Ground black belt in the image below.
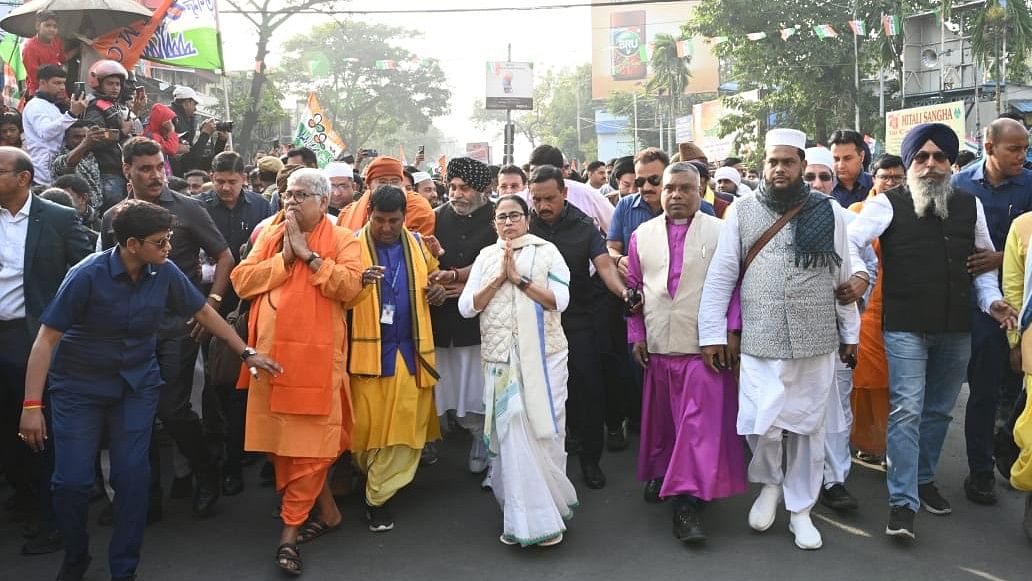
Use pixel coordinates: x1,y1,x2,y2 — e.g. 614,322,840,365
0,318,26,331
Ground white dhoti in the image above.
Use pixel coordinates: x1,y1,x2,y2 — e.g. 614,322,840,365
823,359,854,486
434,345,486,436
739,352,836,513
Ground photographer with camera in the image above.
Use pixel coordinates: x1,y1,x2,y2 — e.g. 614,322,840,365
82,60,133,214
169,86,230,177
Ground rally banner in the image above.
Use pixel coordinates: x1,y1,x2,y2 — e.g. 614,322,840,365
142,0,223,71
293,93,348,168
885,101,965,155
89,0,173,70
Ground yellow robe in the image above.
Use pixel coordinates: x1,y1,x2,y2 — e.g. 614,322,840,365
231,221,364,459
1003,213,1032,490
347,227,442,451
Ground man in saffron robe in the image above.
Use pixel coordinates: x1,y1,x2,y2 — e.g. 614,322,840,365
230,168,364,575
336,156,436,236
347,185,447,533
627,161,747,543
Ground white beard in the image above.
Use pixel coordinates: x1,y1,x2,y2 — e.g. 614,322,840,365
909,171,952,220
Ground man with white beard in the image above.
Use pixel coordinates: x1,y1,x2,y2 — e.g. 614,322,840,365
848,123,1018,541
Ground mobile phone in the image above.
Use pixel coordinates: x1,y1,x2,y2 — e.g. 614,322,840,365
72,82,85,99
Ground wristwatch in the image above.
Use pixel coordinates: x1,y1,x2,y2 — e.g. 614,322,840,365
517,276,532,290
240,346,258,361
207,293,223,303
305,251,321,265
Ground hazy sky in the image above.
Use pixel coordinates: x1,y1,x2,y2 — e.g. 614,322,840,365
220,0,594,157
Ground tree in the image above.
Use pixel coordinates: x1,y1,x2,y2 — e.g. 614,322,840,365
646,33,691,148
970,0,1032,115
471,64,597,163
226,71,289,160
275,20,451,154
222,0,341,156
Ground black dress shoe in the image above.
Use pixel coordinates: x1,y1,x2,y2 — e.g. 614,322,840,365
222,473,244,497
673,504,706,543
820,483,859,511
643,478,664,503
55,554,91,581
964,472,998,505
22,527,64,555
581,462,607,489
192,471,221,518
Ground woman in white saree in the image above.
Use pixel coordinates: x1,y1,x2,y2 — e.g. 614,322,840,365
458,194,577,547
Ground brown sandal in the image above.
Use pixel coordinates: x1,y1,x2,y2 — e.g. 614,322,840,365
296,519,340,544
276,543,302,576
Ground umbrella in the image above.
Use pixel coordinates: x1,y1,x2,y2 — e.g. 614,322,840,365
0,0,153,39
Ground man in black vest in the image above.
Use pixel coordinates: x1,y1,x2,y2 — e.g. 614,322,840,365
428,157,496,475
847,123,1017,541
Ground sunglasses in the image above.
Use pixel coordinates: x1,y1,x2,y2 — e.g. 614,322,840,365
634,175,662,188
912,151,949,164
804,173,833,182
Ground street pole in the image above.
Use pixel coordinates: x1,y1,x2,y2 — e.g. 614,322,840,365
576,78,582,161
214,1,233,150
633,91,639,152
853,3,861,131
503,43,514,165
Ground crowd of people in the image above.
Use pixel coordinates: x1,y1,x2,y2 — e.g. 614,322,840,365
2,11,1032,580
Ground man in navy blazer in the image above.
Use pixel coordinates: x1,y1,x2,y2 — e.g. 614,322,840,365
0,146,91,551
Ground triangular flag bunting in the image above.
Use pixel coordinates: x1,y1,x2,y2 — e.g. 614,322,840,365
813,24,838,39
780,27,797,40
882,14,902,36
848,20,866,36
746,32,767,41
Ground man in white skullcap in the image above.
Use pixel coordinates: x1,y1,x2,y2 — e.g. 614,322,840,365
699,128,862,550
803,147,837,196
714,166,751,197
324,161,355,217
411,171,437,205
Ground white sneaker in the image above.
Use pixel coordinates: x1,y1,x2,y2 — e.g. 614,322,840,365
468,438,488,474
748,484,781,532
788,510,823,550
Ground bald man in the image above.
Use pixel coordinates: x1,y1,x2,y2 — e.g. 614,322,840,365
0,146,91,553
954,117,1032,507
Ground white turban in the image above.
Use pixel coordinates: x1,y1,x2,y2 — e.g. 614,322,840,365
714,166,741,185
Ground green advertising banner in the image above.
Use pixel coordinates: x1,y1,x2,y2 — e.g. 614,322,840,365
142,0,223,71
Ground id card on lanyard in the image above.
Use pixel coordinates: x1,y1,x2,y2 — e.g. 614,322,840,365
380,255,401,325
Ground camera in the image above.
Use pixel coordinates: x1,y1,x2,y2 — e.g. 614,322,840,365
215,121,234,132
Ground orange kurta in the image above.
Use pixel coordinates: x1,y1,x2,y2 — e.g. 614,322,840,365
849,197,889,455
336,192,437,237
231,219,365,459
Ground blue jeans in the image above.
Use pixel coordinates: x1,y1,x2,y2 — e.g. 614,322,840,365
883,331,971,511
50,383,159,578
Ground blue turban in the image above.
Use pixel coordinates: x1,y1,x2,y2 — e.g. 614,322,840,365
901,122,959,169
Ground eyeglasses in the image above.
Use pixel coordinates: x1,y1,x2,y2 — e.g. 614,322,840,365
137,231,173,249
875,174,905,183
912,151,949,164
804,173,834,182
495,212,526,224
634,175,662,188
282,189,320,202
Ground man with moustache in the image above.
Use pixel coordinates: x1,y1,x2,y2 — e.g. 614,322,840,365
429,157,497,475
101,137,234,519
848,123,1018,540
953,118,1032,506
528,165,629,490
700,128,861,550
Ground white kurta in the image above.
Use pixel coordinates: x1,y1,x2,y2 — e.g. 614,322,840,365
699,201,861,437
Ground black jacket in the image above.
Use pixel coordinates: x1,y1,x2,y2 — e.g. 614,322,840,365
170,101,228,176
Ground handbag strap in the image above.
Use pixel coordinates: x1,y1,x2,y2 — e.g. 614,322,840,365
741,201,804,275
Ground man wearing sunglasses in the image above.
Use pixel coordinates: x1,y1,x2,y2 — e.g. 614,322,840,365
952,117,1032,507
848,122,1018,541
803,147,837,195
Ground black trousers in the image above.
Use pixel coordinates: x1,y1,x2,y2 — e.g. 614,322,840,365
965,310,1023,475
602,296,636,431
0,321,40,504
566,327,607,465
150,320,216,491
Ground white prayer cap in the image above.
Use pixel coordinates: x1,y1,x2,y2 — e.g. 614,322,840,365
324,162,353,179
714,166,741,185
411,171,432,185
804,147,835,172
765,128,807,151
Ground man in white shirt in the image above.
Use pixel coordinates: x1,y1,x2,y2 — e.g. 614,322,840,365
847,122,1017,541
21,64,86,186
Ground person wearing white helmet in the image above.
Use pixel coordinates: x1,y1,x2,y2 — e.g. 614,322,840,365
323,161,355,216
82,59,132,214
169,86,229,177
